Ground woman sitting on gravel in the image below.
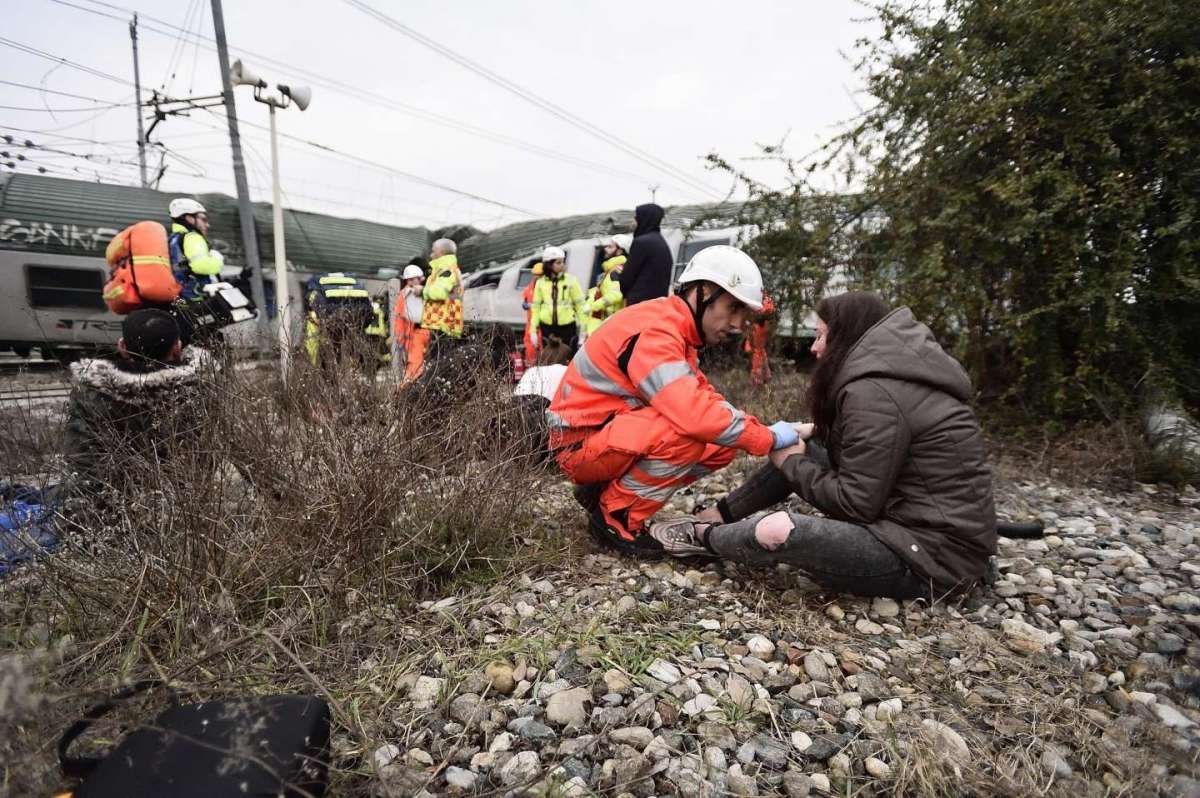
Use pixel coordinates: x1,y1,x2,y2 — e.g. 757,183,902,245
650,292,997,599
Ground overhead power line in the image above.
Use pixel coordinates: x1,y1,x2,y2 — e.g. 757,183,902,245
343,0,728,201
0,102,135,112
41,0,669,188
0,36,138,89
196,109,540,217
0,79,130,105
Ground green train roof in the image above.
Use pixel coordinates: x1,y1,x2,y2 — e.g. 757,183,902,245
0,173,431,275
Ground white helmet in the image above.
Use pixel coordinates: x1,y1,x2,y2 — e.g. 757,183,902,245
169,197,206,219
401,264,424,280
542,245,566,262
612,233,633,253
677,245,764,311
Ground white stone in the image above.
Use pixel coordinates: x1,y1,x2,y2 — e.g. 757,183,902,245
409,676,444,710
865,757,892,779
875,698,903,721
489,732,514,753
746,635,776,658
1153,703,1196,729
921,719,970,759
698,618,722,631
545,687,591,727
373,743,401,770
856,619,885,635
647,659,682,684
683,693,718,717
1001,618,1062,649
871,597,900,618
791,731,813,752
444,766,477,790
499,750,542,786
811,774,831,792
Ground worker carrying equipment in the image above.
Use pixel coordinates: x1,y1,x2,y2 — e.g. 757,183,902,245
547,245,801,558
167,198,224,302
530,245,585,352
521,261,544,367
304,272,375,369
583,234,631,337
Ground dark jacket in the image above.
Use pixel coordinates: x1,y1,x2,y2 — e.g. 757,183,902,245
62,347,212,497
779,308,996,592
617,203,673,305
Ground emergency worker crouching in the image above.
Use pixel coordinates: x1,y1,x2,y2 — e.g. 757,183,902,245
530,245,585,353
583,233,631,339
547,246,805,558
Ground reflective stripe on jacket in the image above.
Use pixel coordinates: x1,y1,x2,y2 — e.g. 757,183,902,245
421,253,464,337
531,272,585,328
548,295,774,455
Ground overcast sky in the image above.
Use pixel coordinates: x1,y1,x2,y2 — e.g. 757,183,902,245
3,0,876,231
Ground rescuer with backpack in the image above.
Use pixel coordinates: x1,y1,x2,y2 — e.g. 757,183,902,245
304,272,376,372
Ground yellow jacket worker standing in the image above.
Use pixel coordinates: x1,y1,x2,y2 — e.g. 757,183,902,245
530,245,585,351
421,238,464,340
584,233,631,337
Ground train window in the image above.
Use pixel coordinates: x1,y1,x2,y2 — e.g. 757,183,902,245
516,257,542,288
673,237,733,284
26,265,106,310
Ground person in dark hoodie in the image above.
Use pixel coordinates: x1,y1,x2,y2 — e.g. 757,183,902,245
61,308,213,502
617,203,673,305
649,292,997,599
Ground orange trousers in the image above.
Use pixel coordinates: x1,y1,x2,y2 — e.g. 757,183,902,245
397,321,430,381
523,309,538,366
554,406,737,540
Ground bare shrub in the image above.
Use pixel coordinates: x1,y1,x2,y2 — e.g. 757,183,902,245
0,336,558,794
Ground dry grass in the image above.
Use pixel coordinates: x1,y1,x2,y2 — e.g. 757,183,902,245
0,336,576,795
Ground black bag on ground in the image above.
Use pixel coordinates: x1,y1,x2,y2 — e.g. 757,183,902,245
60,685,330,798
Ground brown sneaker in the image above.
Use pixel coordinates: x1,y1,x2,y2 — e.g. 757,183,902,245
649,516,715,558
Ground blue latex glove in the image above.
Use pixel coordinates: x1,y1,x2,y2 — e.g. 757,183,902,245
522,301,531,311
768,421,800,451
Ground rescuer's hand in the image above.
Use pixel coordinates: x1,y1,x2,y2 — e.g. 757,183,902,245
768,421,802,450
529,330,539,348
797,422,815,440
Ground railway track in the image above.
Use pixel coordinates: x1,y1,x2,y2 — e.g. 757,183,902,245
0,383,72,406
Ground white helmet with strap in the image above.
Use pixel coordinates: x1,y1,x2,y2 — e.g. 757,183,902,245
677,245,764,311
542,245,566,262
612,233,633,254
169,197,206,219
401,264,424,280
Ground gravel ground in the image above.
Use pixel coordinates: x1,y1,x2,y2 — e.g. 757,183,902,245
362,460,1200,797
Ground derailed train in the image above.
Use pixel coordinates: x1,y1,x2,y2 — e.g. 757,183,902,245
0,173,427,359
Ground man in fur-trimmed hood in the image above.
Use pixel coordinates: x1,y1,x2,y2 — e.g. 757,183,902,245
61,309,213,499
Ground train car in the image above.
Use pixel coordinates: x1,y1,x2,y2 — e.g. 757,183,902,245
0,174,429,358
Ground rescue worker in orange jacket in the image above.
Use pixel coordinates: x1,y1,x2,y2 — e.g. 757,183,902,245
547,246,805,558
745,294,776,387
521,261,544,366
394,263,428,381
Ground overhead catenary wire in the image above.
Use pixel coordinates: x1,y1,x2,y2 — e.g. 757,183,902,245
0,36,139,89
39,0,669,188
0,79,131,105
197,108,541,217
343,0,729,202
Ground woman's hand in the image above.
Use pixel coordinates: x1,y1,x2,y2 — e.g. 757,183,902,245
768,440,806,469
797,422,815,440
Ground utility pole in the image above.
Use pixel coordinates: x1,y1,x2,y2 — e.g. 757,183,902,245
129,14,148,188
210,0,271,350
649,183,660,203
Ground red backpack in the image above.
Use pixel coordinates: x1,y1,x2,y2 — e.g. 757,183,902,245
102,221,180,314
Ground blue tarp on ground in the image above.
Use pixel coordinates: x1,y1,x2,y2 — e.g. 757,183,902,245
0,485,59,576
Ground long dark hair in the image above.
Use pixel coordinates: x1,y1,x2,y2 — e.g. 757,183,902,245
807,292,890,435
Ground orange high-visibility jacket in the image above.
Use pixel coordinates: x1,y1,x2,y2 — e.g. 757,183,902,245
548,295,774,455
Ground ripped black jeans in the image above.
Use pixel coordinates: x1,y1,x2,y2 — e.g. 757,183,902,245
707,443,929,599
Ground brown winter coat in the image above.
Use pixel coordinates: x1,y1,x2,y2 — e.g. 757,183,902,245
778,307,997,593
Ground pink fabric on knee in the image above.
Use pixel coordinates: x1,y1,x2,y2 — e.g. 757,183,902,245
754,511,793,551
